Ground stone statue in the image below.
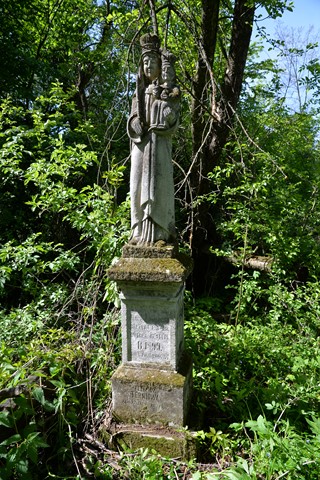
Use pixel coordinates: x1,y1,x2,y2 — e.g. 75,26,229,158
127,34,180,245
150,50,180,131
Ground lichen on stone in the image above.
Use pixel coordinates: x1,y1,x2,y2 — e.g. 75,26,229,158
113,364,186,388
108,252,193,284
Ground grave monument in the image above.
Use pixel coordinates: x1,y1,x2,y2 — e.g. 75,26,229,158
108,33,193,454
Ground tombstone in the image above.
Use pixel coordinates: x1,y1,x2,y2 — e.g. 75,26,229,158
107,34,193,455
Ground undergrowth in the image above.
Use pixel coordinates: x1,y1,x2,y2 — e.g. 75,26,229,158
1,276,320,478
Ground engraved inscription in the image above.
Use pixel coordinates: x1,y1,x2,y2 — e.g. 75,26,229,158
130,310,170,362
130,388,160,402
137,340,163,351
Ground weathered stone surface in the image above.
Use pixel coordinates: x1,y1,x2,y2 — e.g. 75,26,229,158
120,281,184,370
109,250,193,429
108,251,192,370
123,242,178,258
107,32,193,457
101,423,198,460
108,252,193,284
128,34,180,245
111,354,192,427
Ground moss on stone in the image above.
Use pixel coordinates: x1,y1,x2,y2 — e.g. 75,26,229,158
108,252,193,283
122,243,178,259
99,423,198,460
111,357,193,426
118,431,186,457
113,364,186,388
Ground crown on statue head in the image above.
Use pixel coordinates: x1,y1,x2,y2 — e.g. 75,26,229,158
161,50,176,67
140,33,160,55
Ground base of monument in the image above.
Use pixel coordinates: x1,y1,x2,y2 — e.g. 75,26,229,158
101,422,198,460
111,353,192,427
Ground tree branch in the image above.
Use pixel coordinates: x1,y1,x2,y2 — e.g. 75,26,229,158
225,253,273,272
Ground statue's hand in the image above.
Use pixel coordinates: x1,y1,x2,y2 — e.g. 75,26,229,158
169,87,180,98
163,106,175,122
152,85,162,98
131,117,144,136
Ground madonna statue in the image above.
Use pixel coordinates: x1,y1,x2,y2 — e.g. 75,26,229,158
127,34,180,245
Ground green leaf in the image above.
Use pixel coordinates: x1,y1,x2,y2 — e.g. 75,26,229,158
32,387,45,405
0,412,12,428
26,432,49,449
0,434,21,446
15,459,29,475
306,416,320,436
191,472,202,480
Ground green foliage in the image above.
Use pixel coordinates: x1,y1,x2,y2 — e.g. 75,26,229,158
206,103,320,280
0,72,127,478
1,0,320,478
0,0,104,103
0,329,81,478
0,311,121,478
0,87,129,314
185,277,320,423
85,447,204,480
183,276,320,478
223,414,320,480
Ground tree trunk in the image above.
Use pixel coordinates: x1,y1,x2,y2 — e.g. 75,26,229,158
191,0,220,169
190,0,255,295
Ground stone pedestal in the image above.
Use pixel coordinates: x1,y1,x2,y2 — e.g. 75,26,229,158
108,244,193,429
111,354,192,426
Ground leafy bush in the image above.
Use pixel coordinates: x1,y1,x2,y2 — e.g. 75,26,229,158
0,309,121,479
185,277,320,425
0,86,126,478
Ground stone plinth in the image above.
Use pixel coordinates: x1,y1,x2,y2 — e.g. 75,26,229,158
108,245,193,428
102,423,198,460
112,353,192,426
119,281,184,370
108,248,193,371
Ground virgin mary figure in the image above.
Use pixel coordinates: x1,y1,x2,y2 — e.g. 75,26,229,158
127,34,180,245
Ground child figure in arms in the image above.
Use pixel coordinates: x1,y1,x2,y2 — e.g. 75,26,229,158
150,50,180,132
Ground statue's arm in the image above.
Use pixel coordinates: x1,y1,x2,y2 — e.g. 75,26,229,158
149,96,180,135
165,88,181,128
127,95,144,143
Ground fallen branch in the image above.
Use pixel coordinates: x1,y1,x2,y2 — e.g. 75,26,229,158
0,376,38,401
225,254,273,272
